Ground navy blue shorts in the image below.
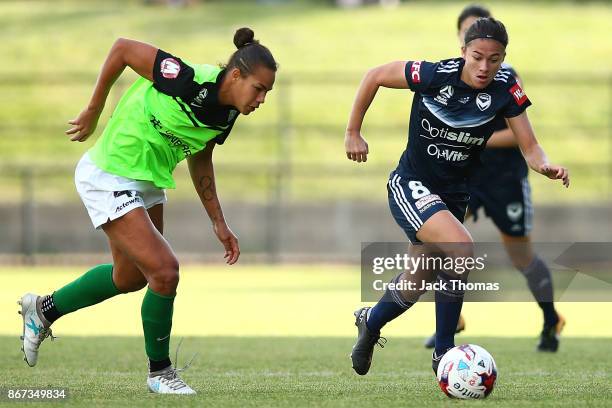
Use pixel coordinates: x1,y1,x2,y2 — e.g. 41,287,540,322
387,171,469,243
468,176,533,237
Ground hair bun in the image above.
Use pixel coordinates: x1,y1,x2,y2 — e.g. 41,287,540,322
234,27,256,49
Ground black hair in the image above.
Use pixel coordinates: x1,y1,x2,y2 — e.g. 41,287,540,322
464,17,508,48
225,27,277,76
457,4,491,31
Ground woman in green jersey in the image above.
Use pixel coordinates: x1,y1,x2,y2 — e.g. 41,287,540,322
18,27,276,395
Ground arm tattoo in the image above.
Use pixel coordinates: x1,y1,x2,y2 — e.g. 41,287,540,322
198,175,216,201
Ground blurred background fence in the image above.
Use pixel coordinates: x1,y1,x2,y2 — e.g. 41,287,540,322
1,1,610,264
1,71,610,264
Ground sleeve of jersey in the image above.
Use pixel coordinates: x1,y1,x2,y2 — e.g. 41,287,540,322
503,77,532,118
152,49,200,100
404,61,437,92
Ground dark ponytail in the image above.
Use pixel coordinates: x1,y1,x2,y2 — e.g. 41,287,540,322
225,27,277,76
464,17,508,48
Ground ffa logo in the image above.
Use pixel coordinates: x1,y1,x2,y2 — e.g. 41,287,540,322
435,85,454,105
506,202,523,222
440,85,454,99
458,96,470,104
191,88,208,108
476,93,492,111
160,58,180,79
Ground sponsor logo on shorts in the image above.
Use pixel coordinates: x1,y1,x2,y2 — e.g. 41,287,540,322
115,196,142,213
160,58,180,79
418,200,443,214
415,194,442,210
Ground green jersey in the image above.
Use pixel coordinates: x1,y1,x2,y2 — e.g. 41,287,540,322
88,49,239,189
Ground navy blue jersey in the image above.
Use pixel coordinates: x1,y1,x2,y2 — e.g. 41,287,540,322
397,58,531,193
471,63,529,184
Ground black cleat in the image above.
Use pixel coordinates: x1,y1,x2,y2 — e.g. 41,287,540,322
432,347,453,376
537,314,565,352
424,315,466,349
350,307,386,375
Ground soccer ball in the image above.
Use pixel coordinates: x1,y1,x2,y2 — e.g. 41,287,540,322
436,344,497,399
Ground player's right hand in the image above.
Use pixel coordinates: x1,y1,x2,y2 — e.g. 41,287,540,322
345,130,369,163
66,106,102,142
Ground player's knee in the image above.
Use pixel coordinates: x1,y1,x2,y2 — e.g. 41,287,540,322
509,252,533,271
438,240,474,278
510,259,530,271
148,256,180,295
442,240,474,260
152,273,179,295
502,236,534,270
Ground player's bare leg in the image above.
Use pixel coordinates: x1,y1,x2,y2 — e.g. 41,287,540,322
415,211,474,374
102,205,195,394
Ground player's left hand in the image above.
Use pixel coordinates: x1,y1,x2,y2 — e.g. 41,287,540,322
214,222,240,264
66,106,103,142
539,164,570,188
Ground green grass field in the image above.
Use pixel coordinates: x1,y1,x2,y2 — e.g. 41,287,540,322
1,265,611,406
2,336,611,407
1,0,611,203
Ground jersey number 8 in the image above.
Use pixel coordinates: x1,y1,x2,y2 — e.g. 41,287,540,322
408,181,431,200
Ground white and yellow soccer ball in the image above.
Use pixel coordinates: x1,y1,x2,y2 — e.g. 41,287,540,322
436,344,497,399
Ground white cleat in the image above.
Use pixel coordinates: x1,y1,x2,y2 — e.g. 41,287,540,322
147,367,196,395
19,293,55,367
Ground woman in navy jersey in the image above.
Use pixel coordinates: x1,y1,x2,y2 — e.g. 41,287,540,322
423,4,565,353
346,17,569,376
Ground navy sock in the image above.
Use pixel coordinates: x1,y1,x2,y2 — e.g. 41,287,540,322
520,256,558,327
366,274,414,334
539,302,559,327
434,272,465,355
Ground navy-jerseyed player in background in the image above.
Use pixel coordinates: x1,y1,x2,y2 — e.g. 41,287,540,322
345,17,569,376
423,4,565,353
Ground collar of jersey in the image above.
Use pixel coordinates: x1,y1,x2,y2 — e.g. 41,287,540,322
196,69,237,112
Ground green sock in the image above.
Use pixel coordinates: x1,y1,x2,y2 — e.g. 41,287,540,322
141,287,175,361
53,264,122,315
